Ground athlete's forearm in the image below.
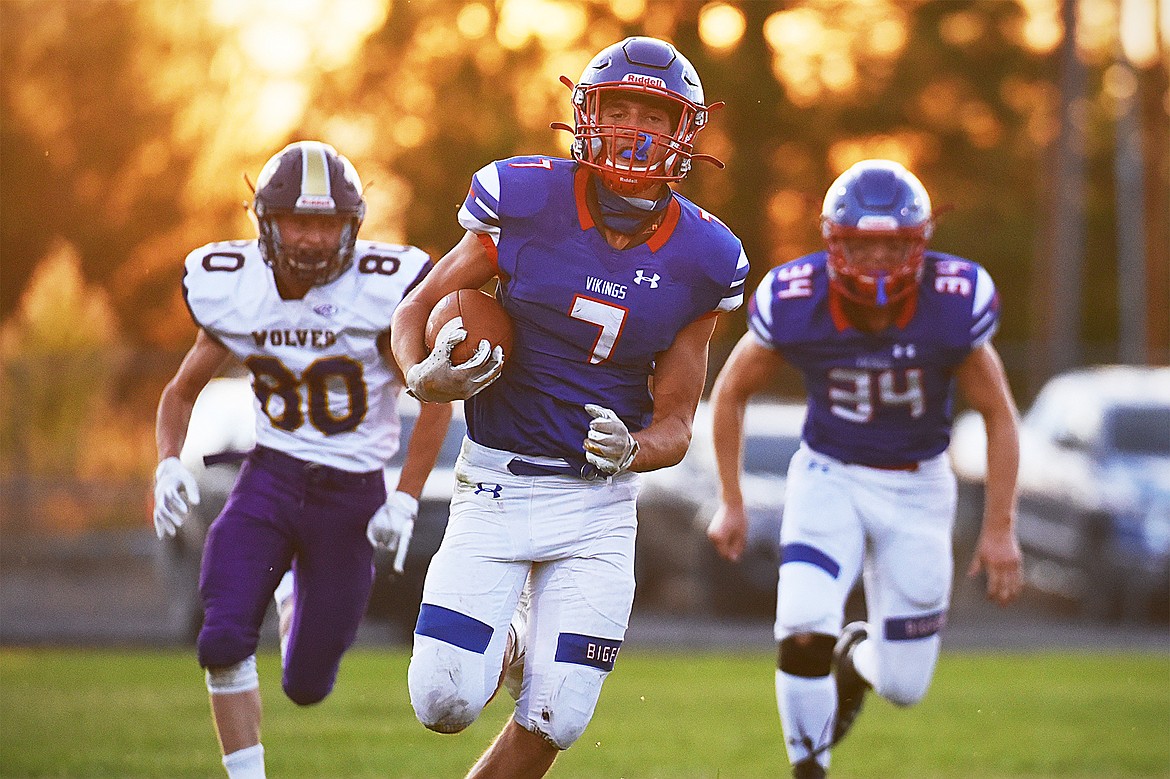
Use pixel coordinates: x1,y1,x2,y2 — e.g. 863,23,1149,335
710,378,748,508
393,401,453,498
980,403,1020,537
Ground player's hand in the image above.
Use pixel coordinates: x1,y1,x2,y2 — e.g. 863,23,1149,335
406,318,505,403
967,524,1023,606
707,503,749,562
153,457,200,540
583,404,639,476
367,491,419,574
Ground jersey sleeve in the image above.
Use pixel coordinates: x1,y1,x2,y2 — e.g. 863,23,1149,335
457,161,502,243
746,267,782,349
968,264,1000,348
352,242,432,329
181,241,256,334
715,245,750,313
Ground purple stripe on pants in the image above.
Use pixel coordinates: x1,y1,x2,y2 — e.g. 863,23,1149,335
197,446,385,705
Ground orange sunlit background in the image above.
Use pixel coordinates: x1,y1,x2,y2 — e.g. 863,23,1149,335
1,0,1167,535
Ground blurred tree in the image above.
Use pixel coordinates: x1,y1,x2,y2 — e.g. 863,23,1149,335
0,0,1165,476
0,241,123,476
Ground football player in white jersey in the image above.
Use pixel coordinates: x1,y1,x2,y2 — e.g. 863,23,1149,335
707,160,1023,778
152,140,451,779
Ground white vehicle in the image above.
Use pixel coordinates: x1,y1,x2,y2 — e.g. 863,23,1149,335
636,401,807,616
949,365,1170,621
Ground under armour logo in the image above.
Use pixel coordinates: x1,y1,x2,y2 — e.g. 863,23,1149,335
633,270,660,288
313,303,337,318
474,482,503,498
893,344,917,359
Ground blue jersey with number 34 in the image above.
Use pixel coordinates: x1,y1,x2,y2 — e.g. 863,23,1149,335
748,251,1000,466
458,156,749,465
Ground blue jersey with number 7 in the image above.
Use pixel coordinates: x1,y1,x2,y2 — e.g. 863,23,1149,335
457,156,748,466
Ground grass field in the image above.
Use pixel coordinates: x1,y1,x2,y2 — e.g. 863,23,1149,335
1,647,1167,778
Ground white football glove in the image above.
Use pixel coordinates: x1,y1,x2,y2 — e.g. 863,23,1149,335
153,456,200,540
366,491,419,574
583,404,640,476
406,317,505,403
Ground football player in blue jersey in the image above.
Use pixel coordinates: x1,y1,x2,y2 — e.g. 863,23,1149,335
152,141,451,779
706,159,1023,778
391,37,749,778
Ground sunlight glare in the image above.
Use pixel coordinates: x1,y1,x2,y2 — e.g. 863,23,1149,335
1012,0,1061,54
1120,0,1159,67
457,4,492,39
498,0,586,50
241,20,311,76
698,4,746,51
254,80,310,140
610,0,646,24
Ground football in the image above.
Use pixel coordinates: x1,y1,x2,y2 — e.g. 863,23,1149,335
425,289,514,365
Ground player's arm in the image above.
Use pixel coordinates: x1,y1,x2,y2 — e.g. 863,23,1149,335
152,329,230,539
706,333,786,562
390,231,498,376
156,329,231,460
392,400,453,500
625,314,719,473
955,341,1023,606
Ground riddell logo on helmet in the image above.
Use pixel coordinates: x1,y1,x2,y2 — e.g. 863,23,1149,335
622,74,667,88
295,194,336,210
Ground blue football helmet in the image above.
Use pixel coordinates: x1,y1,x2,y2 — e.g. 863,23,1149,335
553,37,723,195
252,140,366,286
821,159,933,307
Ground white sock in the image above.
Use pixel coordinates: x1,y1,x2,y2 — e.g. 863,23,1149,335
222,743,265,779
776,670,834,769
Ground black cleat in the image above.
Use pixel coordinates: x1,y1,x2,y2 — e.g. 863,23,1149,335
832,621,871,746
792,757,827,778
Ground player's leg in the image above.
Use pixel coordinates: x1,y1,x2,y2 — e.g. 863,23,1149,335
279,472,383,705
852,457,956,708
408,474,529,734
773,447,865,776
475,474,638,777
197,458,298,777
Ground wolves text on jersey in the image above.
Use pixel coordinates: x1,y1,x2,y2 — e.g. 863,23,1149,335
251,329,339,349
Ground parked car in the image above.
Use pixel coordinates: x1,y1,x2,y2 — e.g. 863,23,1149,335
636,401,807,617
949,365,1170,621
160,376,465,642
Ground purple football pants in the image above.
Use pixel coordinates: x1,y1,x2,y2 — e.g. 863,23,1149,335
197,445,385,705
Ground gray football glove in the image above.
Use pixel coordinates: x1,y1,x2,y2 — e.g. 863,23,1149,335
406,317,504,403
583,404,639,476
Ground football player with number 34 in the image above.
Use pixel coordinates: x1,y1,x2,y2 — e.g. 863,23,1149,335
391,37,749,778
152,141,451,779
706,160,1023,778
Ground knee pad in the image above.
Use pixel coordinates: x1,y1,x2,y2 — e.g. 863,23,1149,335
205,655,259,695
197,623,258,672
523,666,605,750
408,639,492,734
778,633,835,678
